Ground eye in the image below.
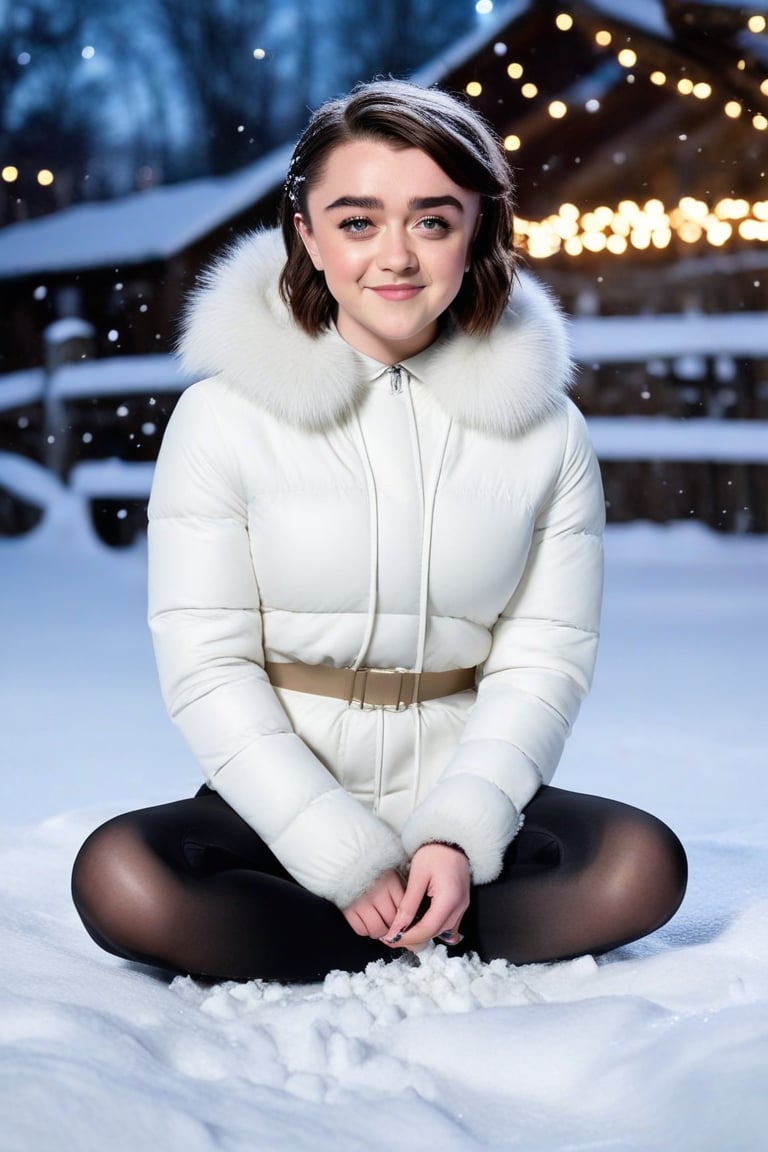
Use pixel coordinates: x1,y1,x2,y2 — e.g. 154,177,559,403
417,216,450,234
340,217,372,234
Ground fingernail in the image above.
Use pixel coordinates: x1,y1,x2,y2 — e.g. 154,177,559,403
385,932,403,944
438,931,455,940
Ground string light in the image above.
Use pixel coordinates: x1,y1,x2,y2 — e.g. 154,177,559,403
1,166,19,182
481,8,768,260
514,195,768,257
36,169,54,186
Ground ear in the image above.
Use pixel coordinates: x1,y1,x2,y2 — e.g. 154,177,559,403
294,213,324,271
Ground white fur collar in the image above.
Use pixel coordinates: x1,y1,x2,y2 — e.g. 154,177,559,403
178,228,573,437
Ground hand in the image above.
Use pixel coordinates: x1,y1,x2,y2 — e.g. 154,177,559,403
381,843,470,950
342,868,406,939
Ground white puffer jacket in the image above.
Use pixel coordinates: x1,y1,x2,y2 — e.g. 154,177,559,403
148,229,604,908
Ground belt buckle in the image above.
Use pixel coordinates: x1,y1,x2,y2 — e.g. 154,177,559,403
349,668,414,711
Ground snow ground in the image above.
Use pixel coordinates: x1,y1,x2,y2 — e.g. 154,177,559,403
1,498,767,1152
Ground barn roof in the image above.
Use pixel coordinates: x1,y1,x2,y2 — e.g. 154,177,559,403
0,0,766,280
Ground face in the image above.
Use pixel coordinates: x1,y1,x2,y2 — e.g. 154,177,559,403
294,139,482,363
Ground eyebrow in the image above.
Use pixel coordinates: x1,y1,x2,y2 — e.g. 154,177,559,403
324,195,465,212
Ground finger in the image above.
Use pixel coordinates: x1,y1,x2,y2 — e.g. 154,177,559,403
397,900,457,947
436,923,464,946
379,878,429,944
399,888,469,946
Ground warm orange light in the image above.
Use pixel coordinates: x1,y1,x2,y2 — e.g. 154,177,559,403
521,82,538,98
692,82,712,99
1,165,18,182
507,62,524,79
650,71,666,85
725,101,742,118
677,77,694,95
595,30,612,47
748,15,767,33
466,81,482,97
679,221,703,243
37,169,54,186
548,100,567,118
504,134,521,151
753,113,768,130
617,49,637,68
555,13,573,31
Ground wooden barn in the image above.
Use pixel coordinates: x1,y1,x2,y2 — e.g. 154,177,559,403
1,0,767,541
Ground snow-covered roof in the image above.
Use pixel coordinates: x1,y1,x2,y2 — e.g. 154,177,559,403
0,142,292,282
584,0,671,39
411,0,530,87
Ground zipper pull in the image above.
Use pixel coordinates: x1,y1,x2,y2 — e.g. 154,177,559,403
389,365,403,394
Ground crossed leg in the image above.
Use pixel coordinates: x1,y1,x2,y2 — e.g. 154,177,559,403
71,785,687,982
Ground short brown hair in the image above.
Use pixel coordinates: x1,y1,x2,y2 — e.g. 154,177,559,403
279,79,516,337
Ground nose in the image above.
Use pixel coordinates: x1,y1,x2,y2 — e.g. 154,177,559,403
377,226,417,274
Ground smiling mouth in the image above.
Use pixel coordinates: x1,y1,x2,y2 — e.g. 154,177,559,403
368,285,424,301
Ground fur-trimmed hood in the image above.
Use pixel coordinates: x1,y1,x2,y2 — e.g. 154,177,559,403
178,228,574,437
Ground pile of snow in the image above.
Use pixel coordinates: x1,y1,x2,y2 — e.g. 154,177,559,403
1,500,767,1150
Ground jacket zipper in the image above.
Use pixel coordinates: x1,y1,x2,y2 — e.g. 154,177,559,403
389,365,403,394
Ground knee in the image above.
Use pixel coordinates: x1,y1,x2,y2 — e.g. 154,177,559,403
71,816,170,961
599,812,688,941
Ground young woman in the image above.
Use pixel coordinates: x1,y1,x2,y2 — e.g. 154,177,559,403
71,80,687,983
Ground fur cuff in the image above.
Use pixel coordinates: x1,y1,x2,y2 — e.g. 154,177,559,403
400,774,523,884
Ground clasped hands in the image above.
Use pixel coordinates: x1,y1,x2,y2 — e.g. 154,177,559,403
343,842,470,950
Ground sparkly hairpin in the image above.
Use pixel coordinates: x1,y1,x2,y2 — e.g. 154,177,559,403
284,153,305,205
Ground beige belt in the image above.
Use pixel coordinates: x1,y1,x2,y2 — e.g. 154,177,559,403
264,661,477,711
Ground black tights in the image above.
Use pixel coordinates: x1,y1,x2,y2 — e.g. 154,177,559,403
71,785,687,983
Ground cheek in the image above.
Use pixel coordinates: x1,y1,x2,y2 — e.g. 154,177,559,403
432,246,470,292
322,246,366,286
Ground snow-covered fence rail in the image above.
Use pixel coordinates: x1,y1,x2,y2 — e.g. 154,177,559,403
2,316,768,538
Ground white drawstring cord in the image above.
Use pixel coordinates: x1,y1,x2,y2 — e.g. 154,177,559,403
414,417,452,674
351,412,379,671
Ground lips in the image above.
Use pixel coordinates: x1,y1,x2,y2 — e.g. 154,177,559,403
368,285,424,301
